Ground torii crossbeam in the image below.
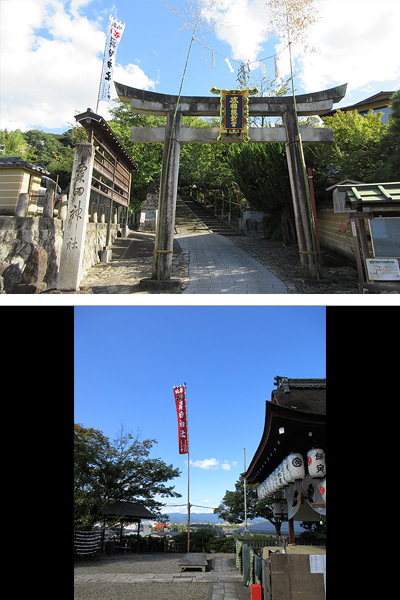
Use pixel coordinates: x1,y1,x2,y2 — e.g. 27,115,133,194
115,82,347,286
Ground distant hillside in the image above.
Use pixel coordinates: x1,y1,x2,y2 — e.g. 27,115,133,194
166,512,223,524
165,512,265,525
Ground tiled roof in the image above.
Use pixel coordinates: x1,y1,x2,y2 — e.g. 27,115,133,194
0,156,50,175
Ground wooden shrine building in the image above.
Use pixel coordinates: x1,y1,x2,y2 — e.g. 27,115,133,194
243,376,326,543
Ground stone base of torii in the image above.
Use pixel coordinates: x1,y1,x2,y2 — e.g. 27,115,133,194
115,82,347,288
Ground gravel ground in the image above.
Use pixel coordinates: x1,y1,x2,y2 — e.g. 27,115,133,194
74,553,213,600
74,581,209,600
74,553,197,575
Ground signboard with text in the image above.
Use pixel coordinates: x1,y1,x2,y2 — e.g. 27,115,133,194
173,385,189,454
210,86,258,142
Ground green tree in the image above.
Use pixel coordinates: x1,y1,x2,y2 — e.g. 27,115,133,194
305,109,389,199
74,423,182,529
0,129,30,158
369,89,400,181
22,128,81,189
227,142,296,243
214,478,283,537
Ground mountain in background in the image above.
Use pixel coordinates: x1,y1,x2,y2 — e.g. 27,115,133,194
165,512,264,525
164,513,303,534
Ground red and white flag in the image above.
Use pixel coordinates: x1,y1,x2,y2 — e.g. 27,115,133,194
98,15,125,103
173,385,189,454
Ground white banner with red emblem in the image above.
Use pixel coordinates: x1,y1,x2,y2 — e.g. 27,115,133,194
173,384,189,454
98,16,125,103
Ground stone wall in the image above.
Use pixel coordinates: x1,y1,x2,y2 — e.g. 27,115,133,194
0,216,119,293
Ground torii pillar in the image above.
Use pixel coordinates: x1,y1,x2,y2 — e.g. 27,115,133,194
115,82,347,287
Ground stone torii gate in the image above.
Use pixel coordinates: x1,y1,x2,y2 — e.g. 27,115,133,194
115,82,347,288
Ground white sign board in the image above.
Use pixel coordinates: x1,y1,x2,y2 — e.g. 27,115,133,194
366,258,400,281
310,555,326,598
309,554,326,574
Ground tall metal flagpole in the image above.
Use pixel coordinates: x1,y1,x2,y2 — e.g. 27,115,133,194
185,382,190,553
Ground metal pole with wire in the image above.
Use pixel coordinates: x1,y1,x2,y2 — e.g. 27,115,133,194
243,448,249,535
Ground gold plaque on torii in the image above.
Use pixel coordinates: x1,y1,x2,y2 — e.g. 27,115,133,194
210,87,258,142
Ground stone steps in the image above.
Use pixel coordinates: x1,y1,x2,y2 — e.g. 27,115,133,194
179,196,244,237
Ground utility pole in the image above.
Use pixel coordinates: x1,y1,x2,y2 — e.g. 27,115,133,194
243,448,249,535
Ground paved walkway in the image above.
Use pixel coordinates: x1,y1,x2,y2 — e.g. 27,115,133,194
74,554,247,599
177,231,288,294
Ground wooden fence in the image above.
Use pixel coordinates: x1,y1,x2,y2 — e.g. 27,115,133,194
236,536,326,549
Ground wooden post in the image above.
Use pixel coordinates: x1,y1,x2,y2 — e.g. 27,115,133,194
288,517,295,544
283,108,320,279
349,217,365,283
153,109,182,281
140,109,183,290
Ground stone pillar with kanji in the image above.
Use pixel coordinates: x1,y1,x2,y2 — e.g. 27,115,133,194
57,142,95,290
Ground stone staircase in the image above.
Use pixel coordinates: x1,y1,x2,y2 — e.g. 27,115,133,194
178,195,244,237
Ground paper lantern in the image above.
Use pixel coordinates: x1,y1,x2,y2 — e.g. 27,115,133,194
273,502,283,518
307,448,326,478
319,478,326,502
287,453,305,480
275,465,285,490
273,501,288,519
282,457,295,485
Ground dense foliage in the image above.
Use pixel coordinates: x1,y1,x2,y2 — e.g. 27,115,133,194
214,478,284,537
173,526,234,553
74,423,181,530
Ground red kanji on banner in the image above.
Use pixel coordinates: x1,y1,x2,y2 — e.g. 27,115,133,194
173,385,189,454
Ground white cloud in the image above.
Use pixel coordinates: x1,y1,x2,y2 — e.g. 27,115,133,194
189,457,239,470
0,0,155,131
204,0,399,101
190,458,220,469
203,0,269,63
274,0,400,97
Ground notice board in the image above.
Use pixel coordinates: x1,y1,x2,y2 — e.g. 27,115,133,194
370,217,400,258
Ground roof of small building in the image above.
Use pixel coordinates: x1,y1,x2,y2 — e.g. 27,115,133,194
74,109,139,172
0,156,50,176
336,182,400,206
100,500,156,521
325,90,395,117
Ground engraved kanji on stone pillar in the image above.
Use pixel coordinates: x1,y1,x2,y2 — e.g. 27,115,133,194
57,142,95,290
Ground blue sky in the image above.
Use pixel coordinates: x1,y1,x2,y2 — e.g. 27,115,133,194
1,0,399,133
74,305,326,516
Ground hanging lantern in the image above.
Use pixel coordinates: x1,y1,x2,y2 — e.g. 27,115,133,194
273,501,288,519
274,468,284,491
275,465,285,490
287,453,305,480
269,470,277,494
319,478,326,503
257,483,263,500
282,457,294,485
307,448,326,478
273,502,283,518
